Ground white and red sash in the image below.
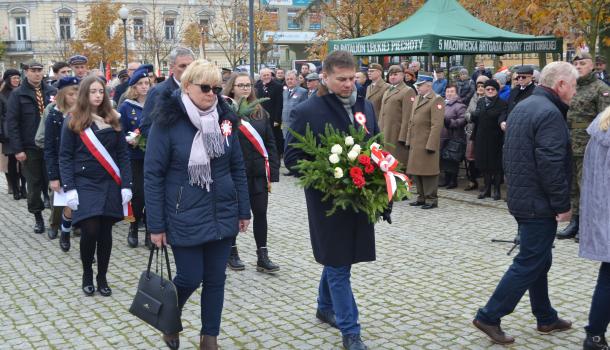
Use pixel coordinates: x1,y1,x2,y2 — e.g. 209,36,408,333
238,120,271,187
80,127,134,222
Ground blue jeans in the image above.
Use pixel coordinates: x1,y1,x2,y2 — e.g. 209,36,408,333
476,217,559,326
586,262,610,335
317,265,361,336
171,238,233,336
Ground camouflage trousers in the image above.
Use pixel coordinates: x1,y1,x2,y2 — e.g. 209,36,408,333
570,156,583,216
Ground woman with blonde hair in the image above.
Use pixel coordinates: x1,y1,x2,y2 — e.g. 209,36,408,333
145,60,250,349
222,72,280,273
44,77,80,251
118,67,151,249
579,105,610,350
59,76,132,297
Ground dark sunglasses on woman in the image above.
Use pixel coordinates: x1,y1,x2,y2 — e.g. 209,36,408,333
197,84,223,94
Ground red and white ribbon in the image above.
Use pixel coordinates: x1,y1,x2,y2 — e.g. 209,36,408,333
370,143,410,201
80,128,134,222
221,120,232,146
354,112,370,134
239,120,271,187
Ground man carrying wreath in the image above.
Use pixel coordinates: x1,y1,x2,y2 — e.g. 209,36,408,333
284,50,379,350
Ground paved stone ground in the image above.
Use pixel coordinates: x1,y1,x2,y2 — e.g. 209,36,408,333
0,174,598,350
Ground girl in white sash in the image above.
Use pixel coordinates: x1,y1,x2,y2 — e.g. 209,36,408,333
59,76,132,297
222,72,281,273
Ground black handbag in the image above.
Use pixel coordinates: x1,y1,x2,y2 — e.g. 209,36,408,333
441,139,466,163
129,246,183,335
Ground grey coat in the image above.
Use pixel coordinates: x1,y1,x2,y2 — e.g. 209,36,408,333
281,85,307,137
579,113,610,263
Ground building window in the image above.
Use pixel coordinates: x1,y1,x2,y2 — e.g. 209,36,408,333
165,18,175,40
266,8,279,31
59,15,72,40
309,12,321,30
15,16,28,41
287,10,300,30
133,18,144,40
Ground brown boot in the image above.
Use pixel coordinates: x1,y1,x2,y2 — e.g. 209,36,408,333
200,335,218,350
473,319,515,345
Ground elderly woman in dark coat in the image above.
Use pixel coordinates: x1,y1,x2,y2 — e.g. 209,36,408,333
59,76,132,297
144,60,250,350
579,106,610,350
471,79,508,200
439,84,467,189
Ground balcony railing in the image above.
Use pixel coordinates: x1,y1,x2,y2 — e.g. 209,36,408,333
4,41,33,52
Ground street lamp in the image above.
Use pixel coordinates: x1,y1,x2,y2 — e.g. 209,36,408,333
118,6,129,69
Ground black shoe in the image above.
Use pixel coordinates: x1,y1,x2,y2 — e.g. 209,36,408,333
227,246,245,271
59,231,71,252
477,191,490,199
82,273,95,296
557,215,579,240
575,233,580,243
342,334,368,350
464,182,478,191
34,213,45,234
316,309,339,329
493,188,501,200
163,333,180,350
47,227,58,240
13,191,21,200
144,232,153,250
256,247,280,273
409,201,425,206
43,197,51,209
421,203,438,210
583,333,608,350
97,276,112,297
127,222,138,248
20,187,27,199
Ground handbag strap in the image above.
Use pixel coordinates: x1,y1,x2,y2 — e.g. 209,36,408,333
146,247,155,279
162,246,173,281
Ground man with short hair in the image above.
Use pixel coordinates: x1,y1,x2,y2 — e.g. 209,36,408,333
256,67,284,154
365,63,389,119
275,68,285,85
595,56,609,85
473,61,578,345
113,61,141,105
68,55,89,79
281,70,308,138
285,50,379,350
5,61,57,233
556,53,610,241
405,75,444,210
140,47,195,137
306,73,320,98
378,65,414,167
432,68,447,97
50,62,71,88
471,62,492,82
507,65,535,113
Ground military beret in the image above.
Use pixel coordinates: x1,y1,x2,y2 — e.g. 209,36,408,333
57,77,80,90
369,63,383,71
129,67,150,86
573,52,592,62
69,55,88,65
516,65,534,75
387,65,402,75
140,64,154,73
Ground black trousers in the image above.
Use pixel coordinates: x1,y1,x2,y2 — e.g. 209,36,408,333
466,160,479,183
130,159,145,224
21,149,45,213
7,154,26,193
233,190,269,249
79,216,114,278
272,125,284,157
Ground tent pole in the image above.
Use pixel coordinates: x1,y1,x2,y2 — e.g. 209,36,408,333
447,55,451,76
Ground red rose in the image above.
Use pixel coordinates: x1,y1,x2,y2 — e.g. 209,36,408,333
364,163,375,174
358,154,371,166
353,176,366,188
349,166,363,179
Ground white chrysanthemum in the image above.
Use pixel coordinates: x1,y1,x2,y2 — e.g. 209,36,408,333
334,167,344,179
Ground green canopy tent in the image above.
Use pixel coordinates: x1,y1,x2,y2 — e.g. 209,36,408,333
328,0,562,56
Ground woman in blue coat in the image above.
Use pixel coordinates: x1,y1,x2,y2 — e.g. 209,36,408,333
145,60,251,350
59,76,132,297
118,67,150,248
222,72,281,273
44,76,79,251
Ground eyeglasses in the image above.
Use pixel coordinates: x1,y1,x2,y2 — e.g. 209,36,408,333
236,84,252,89
196,84,223,94
516,75,531,80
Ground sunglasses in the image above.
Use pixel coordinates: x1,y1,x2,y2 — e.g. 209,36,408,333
196,84,223,94
236,84,252,89
516,75,531,80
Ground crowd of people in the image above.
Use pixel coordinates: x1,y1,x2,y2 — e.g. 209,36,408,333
0,46,609,350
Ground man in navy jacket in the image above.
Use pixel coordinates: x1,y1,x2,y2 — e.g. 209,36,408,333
473,62,578,345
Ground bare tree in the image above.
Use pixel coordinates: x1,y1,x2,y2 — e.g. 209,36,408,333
204,0,249,69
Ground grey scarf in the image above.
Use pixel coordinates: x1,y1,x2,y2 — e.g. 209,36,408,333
334,90,357,123
181,93,225,191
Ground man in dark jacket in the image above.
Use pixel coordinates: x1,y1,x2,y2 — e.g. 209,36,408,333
284,50,379,350
112,61,141,105
255,68,284,155
5,61,57,233
139,47,194,137
507,65,536,113
471,62,493,82
473,62,578,345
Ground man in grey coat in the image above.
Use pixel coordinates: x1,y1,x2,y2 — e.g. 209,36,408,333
281,70,307,138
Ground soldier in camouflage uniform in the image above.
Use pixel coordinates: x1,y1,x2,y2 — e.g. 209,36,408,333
557,53,610,241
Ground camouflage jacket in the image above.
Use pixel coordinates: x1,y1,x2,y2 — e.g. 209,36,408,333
567,72,610,155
